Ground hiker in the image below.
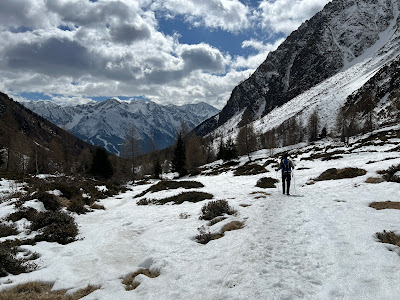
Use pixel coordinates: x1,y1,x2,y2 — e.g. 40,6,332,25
276,153,295,195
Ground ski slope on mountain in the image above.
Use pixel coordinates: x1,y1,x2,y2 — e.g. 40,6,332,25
1,126,399,299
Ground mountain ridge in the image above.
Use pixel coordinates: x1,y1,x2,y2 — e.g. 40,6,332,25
194,0,400,137
22,98,219,155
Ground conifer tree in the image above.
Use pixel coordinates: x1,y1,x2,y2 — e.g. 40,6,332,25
90,147,114,179
153,158,162,179
171,133,187,177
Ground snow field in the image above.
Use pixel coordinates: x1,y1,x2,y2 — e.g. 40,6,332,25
0,136,399,299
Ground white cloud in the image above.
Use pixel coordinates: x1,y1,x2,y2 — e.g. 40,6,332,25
231,38,285,70
151,0,250,32
258,0,332,34
0,0,334,110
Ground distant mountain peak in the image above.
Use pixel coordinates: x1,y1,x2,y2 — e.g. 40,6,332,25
22,99,219,155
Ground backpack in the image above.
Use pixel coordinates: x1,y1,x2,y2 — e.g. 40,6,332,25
282,158,292,174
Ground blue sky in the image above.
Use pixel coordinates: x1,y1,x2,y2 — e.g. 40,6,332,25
0,0,331,109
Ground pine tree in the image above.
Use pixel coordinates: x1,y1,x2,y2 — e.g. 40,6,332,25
90,147,114,179
171,133,187,177
236,108,257,160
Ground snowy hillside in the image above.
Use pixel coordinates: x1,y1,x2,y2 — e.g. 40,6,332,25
211,0,400,144
22,99,219,155
0,125,399,299
195,0,400,137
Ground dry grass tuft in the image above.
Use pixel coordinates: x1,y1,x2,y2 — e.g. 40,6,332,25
122,269,160,291
234,164,267,176
208,216,227,226
365,177,384,184
221,221,244,233
0,281,99,300
134,180,204,198
376,230,400,247
370,201,400,210
256,177,278,188
315,168,367,181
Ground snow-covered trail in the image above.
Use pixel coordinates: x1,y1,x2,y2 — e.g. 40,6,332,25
1,143,400,299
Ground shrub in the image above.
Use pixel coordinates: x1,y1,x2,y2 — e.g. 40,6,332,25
382,164,400,183
234,164,267,176
6,208,38,222
34,192,61,211
155,192,213,205
0,243,37,277
195,226,224,245
122,269,160,291
31,211,78,245
199,200,236,220
67,197,88,214
0,223,19,238
315,168,367,181
137,198,151,205
376,230,400,247
256,177,279,188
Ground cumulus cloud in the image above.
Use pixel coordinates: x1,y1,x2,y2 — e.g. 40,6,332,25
232,38,285,70
151,0,250,32
258,0,332,34
0,0,334,109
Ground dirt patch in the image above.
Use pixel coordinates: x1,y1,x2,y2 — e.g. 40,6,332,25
370,201,400,210
0,282,99,300
122,269,160,291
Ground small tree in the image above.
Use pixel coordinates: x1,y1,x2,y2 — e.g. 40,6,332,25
153,158,162,179
308,110,320,142
122,123,140,182
171,133,187,177
90,147,114,179
217,138,237,161
236,108,257,160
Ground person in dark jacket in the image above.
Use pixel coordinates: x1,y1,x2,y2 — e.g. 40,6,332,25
276,153,295,195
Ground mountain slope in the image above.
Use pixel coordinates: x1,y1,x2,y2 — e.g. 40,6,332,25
0,92,95,174
22,99,219,155
195,0,400,137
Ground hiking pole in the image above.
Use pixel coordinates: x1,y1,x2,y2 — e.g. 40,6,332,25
276,170,280,194
292,170,297,195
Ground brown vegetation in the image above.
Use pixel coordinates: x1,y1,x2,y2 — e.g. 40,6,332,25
0,282,99,300
122,269,160,291
315,168,367,181
256,177,278,188
376,230,400,248
370,202,400,210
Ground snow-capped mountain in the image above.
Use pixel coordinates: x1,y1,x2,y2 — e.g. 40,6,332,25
22,99,219,155
195,0,400,138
